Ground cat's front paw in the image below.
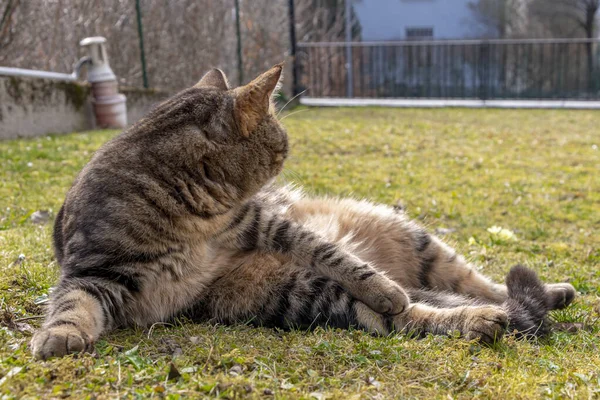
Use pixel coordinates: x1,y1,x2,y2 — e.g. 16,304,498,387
359,275,409,315
31,325,93,360
464,307,508,345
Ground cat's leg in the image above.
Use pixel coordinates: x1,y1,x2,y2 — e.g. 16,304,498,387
413,232,508,302
217,203,409,316
404,288,479,308
187,253,507,344
406,265,570,339
408,231,575,310
31,277,131,359
185,252,388,332
392,302,508,344
400,289,507,342
329,299,508,345
195,271,396,335
322,200,575,311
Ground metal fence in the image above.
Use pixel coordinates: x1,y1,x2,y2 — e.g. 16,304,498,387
297,38,600,100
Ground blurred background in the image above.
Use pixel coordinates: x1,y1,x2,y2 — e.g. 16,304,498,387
1,0,356,92
1,0,599,139
0,0,597,98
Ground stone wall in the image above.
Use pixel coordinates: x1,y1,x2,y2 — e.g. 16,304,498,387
0,76,169,140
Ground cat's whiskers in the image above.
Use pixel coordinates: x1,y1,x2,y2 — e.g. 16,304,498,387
279,108,310,121
277,89,308,117
280,168,304,185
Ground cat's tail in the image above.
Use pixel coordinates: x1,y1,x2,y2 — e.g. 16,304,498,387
502,264,550,338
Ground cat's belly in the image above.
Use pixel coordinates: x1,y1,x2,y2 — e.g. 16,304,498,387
285,197,424,289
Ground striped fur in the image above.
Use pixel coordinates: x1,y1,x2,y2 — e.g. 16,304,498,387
31,66,576,359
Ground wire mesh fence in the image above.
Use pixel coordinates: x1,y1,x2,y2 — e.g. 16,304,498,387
298,39,600,100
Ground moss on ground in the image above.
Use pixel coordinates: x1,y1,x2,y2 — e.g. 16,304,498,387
0,108,599,399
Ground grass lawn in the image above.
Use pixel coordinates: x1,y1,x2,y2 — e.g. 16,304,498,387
1,107,599,399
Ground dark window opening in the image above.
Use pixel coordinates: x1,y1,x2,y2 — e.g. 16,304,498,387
406,27,434,40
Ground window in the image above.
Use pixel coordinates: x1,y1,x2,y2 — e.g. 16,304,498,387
405,27,434,40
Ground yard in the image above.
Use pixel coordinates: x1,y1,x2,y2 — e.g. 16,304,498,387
1,107,599,399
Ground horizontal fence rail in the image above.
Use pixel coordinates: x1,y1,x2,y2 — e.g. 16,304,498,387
297,39,600,100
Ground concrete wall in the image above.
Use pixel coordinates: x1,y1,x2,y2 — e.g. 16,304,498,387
121,86,170,127
0,76,169,140
0,76,92,139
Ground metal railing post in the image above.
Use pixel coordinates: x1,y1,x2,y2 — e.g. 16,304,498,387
234,0,244,86
288,0,299,97
135,0,149,89
345,0,353,98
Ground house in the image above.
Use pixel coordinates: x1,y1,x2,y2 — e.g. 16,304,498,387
308,0,598,99
353,0,485,41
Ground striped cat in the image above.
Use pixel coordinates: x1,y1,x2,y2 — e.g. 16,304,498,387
31,64,576,359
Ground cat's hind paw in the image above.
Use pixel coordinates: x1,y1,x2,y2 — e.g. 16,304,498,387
545,283,576,310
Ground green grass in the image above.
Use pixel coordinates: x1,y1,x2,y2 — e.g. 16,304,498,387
1,107,599,399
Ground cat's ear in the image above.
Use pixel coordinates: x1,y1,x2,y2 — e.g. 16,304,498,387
194,68,229,91
234,63,283,137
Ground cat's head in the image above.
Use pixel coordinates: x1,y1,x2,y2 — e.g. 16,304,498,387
198,64,288,196
128,64,288,207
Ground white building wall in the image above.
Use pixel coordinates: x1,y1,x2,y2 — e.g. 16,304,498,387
353,0,483,41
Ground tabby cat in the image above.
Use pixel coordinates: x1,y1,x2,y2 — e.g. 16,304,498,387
31,64,576,359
